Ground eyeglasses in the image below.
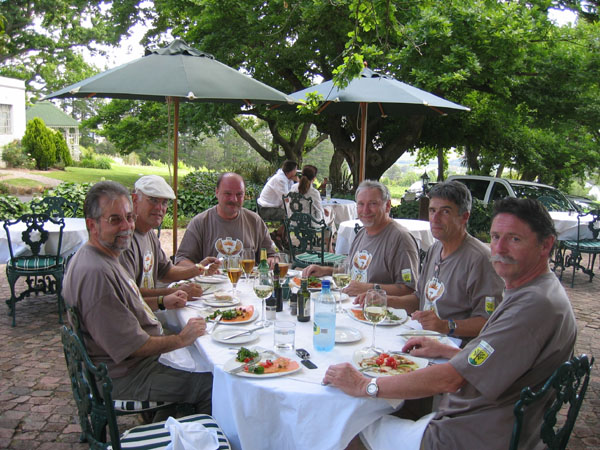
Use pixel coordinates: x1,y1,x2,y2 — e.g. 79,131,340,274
99,213,137,226
146,196,171,208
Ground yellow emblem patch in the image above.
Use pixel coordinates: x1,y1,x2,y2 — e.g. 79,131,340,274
485,296,496,314
402,269,412,283
468,340,494,366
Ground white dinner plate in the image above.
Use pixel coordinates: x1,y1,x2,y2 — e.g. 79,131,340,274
352,351,428,377
335,326,362,343
211,327,259,345
193,274,229,284
200,296,241,308
223,352,302,378
206,305,258,325
345,307,408,326
332,292,350,303
287,269,302,278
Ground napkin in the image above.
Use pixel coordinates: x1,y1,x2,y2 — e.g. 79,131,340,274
164,416,220,450
159,347,197,372
359,412,435,450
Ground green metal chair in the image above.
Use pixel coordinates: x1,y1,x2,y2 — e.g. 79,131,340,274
509,354,594,450
4,213,66,326
559,210,600,287
60,325,231,449
30,196,79,218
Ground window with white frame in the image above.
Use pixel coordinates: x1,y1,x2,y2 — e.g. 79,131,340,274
0,104,11,135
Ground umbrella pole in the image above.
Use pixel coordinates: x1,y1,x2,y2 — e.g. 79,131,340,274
359,103,368,183
173,98,180,256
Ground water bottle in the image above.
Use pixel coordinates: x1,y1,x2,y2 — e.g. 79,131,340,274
313,280,336,351
325,183,332,202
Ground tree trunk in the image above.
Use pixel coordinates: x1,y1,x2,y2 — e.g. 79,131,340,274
437,147,445,181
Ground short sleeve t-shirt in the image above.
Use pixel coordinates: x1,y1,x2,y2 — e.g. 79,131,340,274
347,220,419,289
416,234,504,319
175,206,275,264
423,273,577,450
119,229,172,289
64,244,163,379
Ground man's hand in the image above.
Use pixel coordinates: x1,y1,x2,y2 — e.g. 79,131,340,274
302,264,330,278
402,337,458,360
164,290,188,309
178,317,207,347
343,280,370,296
200,257,221,275
322,362,370,397
412,310,448,334
177,282,203,298
353,291,367,306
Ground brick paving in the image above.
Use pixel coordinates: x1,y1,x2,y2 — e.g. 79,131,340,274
0,235,598,449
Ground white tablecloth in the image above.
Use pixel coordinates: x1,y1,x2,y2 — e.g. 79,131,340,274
322,198,357,227
0,217,88,264
549,211,595,241
335,219,435,255
164,280,445,450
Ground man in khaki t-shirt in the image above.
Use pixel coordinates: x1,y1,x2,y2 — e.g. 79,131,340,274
323,198,577,450
304,180,419,296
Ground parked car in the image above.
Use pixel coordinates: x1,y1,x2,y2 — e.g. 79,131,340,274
565,195,600,213
446,175,576,212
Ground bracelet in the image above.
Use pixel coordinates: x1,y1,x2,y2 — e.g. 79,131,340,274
157,295,166,311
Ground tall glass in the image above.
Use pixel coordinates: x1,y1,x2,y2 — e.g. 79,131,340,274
253,273,274,327
226,255,242,297
276,252,290,278
241,248,255,282
363,289,387,354
332,260,351,312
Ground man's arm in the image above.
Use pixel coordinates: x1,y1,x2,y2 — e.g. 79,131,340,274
355,292,420,313
302,264,334,277
412,311,487,337
344,281,414,297
131,317,206,357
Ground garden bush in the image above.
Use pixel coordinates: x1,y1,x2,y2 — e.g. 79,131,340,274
22,118,56,170
53,131,73,167
390,201,420,219
42,182,93,217
78,155,112,169
0,195,29,220
1,140,34,169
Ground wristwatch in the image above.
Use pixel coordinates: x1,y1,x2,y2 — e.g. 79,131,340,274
366,378,379,397
448,319,457,336
373,283,381,290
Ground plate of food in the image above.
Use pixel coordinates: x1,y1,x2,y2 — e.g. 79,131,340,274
206,305,256,324
335,326,362,343
211,327,259,344
346,307,408,326
332,292,351,303
199,290,241,308
193,274,229,284
287,269,302,278
290,276,322,290
224,347,301,378
353,351,428,377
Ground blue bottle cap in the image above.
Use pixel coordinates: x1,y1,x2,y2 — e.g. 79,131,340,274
322,280,330,289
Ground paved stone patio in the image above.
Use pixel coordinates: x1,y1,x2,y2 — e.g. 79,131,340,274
0,247,598,448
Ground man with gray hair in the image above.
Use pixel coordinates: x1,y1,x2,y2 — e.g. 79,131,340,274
304,180,419,296
373,180,504,339
64,181,212,415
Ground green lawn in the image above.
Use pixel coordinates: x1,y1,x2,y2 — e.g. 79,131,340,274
4,178,44,188
32,165,191,188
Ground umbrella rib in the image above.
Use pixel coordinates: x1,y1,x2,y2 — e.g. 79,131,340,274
426,105,448,116
377,103,388,118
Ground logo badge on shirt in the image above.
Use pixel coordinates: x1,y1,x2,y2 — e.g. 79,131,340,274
468,340,494,366
215,237,243,257
402,269,412,283
485,296,496,314
350,250,372,283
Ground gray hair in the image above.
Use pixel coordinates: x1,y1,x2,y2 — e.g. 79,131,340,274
428,181,472,215
355,180,391,204
84,181,132,220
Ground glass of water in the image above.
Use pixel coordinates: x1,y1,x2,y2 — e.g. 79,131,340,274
273,320,296,352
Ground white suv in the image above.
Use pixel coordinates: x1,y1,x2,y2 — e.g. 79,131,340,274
446,175,576,212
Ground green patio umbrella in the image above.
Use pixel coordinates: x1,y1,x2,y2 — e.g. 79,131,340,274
290,67,469,182
44,39,298,253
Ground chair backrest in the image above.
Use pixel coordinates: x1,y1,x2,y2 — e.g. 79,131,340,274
510,354,594,450
283,211,328,265
283,192,314,217
61,325,122,450
31,196,79,218
585,209,600,240
3,214,65,261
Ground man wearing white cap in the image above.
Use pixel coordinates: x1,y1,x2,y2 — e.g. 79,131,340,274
119,175,219,311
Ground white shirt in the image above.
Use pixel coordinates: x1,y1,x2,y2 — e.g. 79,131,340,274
257,169,294,208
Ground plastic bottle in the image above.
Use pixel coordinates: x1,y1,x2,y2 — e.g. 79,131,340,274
325,183,332,201
313,280,336,351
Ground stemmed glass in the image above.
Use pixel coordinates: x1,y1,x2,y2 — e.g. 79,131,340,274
362,288,387,355
225,255,242,298
253,272,274,327
241,248,255,282
332,260,351,312
276,252,290,279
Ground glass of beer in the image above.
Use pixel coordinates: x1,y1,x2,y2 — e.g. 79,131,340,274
226,255,242,297
241,248,255,282
276,252,290,278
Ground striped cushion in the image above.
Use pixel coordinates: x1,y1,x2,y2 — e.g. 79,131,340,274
10,256,64,271
297,252,346,266
113,399,173,413
115,414,231,450
563,239,600,252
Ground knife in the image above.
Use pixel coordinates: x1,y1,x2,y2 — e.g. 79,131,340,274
222,326,264,341
228,356,261,374
397,331,443,337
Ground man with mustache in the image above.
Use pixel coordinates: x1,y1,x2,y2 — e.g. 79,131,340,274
175,172,276,266
119,175,219,311
304,180,419,296
323,198,577,450
362,180,504,339
64,181,212,415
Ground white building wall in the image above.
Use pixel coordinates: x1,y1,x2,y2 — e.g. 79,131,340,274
0,77,27,165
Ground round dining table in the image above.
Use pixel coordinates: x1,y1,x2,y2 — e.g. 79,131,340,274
162,276,454,450
548,211,595,241
322,198,358,228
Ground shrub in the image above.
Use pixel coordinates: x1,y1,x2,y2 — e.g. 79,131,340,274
78,155,112,169
1,140,34,168
53,131,73,167
43,182,93,217
22,118,56,170
0,195,29,220
390,201,420,219
467,200,493,242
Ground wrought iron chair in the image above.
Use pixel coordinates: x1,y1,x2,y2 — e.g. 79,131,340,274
509,354,594,450
559,209,600,287
3,213,66,326
30,196,79,218
60,325,231,450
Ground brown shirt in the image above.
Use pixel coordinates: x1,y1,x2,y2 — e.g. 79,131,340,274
119,229,172,289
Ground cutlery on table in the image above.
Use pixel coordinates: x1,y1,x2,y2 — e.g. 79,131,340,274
221,326,266,341
228,355,261,373
207,314,222,334
396,331,443,338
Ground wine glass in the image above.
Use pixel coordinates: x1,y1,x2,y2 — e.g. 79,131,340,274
253,273,274,327
226,255,242,297
276,252,290,279
332,260,351,312
241,248,255,282
363,288,387,355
